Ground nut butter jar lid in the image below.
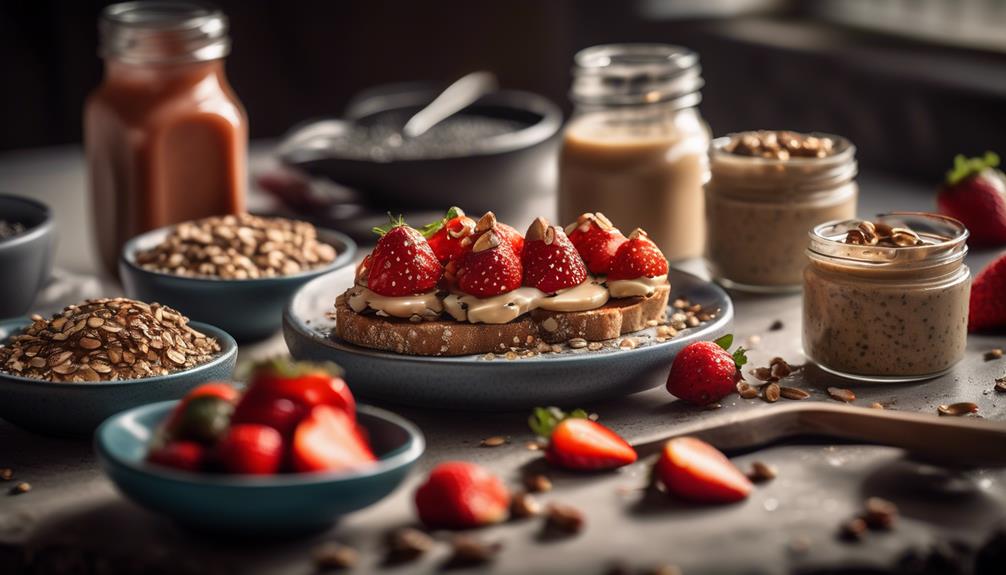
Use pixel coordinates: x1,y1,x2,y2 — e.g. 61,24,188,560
571,44,703,108
99,1,230,64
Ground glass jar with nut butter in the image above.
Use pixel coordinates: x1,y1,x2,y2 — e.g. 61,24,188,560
705,131,858,292
559,44,710,260
803,213,970,382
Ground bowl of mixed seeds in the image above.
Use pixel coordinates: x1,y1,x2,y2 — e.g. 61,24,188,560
0,194,55,319
0,298,237,436
120,214,355,342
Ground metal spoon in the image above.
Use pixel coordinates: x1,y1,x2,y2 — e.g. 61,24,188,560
401,71,498,139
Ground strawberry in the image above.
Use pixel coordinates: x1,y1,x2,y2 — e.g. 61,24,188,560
474,211,524,257
565,212,627,275
367,215,443,296
215,424,285,475
528,406,636,471
147,440,207,472
166,382,239,434
656,437,752,504
607,228,669,281
414,461,511,529
291,405,376,473
521,217,588,293
454,227,523,297
238,359,356,424
938,152,1006,247
666,334,747,406
969,251,1006,332
419,207,476,264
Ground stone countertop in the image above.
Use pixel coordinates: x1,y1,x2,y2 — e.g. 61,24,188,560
1,145,1005,574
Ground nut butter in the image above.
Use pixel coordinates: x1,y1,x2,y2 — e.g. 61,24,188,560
706,131,858,292
803,213,970,382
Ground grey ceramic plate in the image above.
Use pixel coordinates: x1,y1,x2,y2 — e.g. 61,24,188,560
283,266,733,410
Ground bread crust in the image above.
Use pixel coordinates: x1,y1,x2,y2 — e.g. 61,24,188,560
333,285,670,356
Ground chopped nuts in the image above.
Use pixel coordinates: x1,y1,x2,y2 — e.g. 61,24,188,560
386,527,434,562
779,386,809,400
769,320,784,331
524,473,552,493
0,298,219,382
135,214,337,279
844,220,923,247
313,542,358,570
840,517,868,542
938,402,978,417
984,348,1004,361
995,377,1006,393
870,402,885,410
748,461,777,483
510,491,543,518
9,482,30,495
0,468,12,481
449,535,501,565
723,130,836,160
827,387,856,403
545,503,585,534
736,381,759,399
480,436,507,447
863,497,898,530
762,383,781,403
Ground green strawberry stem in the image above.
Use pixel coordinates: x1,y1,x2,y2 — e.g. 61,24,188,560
372,213,407,236
713,333,747,368
946,151,1000,186
418,206,465,238
528,406,589,438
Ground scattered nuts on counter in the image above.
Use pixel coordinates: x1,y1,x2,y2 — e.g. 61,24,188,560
839,517,868,542
736,381,759,399
827,387,856,403
723,130,836,160
0,468,12,481
937,402,978,417
779,386,809,401
863,497,898,530
0,220,26,240
762,383,781,403
524,473,553,493
525,441,543,451
0,298,220,382
135,214,337,279
449,535,501,565
984,348,1004,361
702,402,722,411
844,220,923,247
9,482,31,495
769,320,784,331
313,542,358,570
510,491,543,518
480,436,508,447
545,502,585,534
750,357,799,384
870,402,886,410
386,527,435,562
747,461,778,483
996,376,1006,393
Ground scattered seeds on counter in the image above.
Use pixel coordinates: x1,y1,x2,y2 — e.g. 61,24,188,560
780,386,810,401
524,473,553,493
736,381,759,399
545,502,585,534
769,320,784,331
870,402,886,410
0,298,220,382
0,468,12,481
839,517,868,542
386,527,435,563
588,342,605,351
985,348,1004,361
762,383,781,403
9,482,30,495
995,376,1006,393
449,535,501,565
827,387,856,403
313,542,359,570
748,461,777,483
525,441,543,452
863,497,898,530
480,436,507,448
937,402,978,417
510,491,543,518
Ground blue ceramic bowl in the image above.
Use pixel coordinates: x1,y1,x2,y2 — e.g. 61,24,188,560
120,225,356,342
0,195,55,319
96,401,425,534
0,318,237,436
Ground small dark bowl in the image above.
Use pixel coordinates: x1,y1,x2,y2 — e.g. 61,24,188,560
278,83,562,222
0,195,55,319
120,226,356,342
0,318,237,436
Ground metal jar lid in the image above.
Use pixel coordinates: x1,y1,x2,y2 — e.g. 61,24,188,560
99,2,230,64
570,43,703,108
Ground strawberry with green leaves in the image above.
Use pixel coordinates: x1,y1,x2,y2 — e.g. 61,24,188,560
418,206,476,264
937,151,1006,247
666,334,747,406
529,407,637,471
367,214,443,296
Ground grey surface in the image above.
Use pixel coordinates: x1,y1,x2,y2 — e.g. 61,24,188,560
0,145,1005,574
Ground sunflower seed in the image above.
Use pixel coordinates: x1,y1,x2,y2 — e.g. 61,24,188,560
737,381,759,399
762,383,781,403
480,436,507,447
827,387,856,403
937,402,978,417
748,461,777,482
510,491,543,518
780,386,809,400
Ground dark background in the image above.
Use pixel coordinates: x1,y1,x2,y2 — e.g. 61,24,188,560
2,0,1005,181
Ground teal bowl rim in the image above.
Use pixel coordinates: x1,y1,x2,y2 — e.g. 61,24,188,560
0,317,237,389
119,223,357,286
95,400,426,487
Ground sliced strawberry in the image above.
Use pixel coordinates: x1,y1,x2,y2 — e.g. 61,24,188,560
455,227,523,297
291,405,376,473
147,440,207,472
566,212,627,275
231,397,306,438
240,359,356,424
216,424,285,475
937,152,1006,247
522,217,588,293
607,228,669,281
474,211,524,257
666,334,747,406
545,418,637,471
656,437,752,504
414,461,511,529
969,252,1006,332
420,207,476,264
367,215,443,296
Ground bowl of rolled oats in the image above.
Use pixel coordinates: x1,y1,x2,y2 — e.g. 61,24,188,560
0,298,237,436
120,214,355,342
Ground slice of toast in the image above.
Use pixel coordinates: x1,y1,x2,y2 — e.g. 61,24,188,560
333,285,670,356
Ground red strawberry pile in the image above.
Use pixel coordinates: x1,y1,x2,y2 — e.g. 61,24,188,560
146,360,375,475
360,208,667,300
937,151,1006,247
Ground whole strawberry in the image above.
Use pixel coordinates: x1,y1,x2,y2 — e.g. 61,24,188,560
667,334,747,406
420,206,476,264
566,212,626,275
522,217,588,293
937,152,1006,247
607,228,669,280
367,215,443,296
474,211,524,257
969,251,1006,332
455,227,523,297
414,461,510,529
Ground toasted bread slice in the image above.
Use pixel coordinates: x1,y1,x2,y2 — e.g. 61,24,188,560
333,285,670,356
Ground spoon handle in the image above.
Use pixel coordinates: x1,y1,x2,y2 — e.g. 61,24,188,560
402,71,498,139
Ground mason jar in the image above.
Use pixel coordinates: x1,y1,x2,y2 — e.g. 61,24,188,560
803,213,970,382
705,131,858,292
558,44,710,260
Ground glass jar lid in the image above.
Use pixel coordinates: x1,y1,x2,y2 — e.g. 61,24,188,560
570,44,703,108
99,2,230,64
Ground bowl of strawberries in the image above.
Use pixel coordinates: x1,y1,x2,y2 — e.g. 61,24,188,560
94,360,424,534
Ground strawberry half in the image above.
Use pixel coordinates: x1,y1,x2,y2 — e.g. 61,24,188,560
969,251,1006,332
367,215,443,296
666,334,747,406
607,228,669,281
414,461,511,529
522,217,588,293
474,211,524,257
290,405,376,473
543,416,637,471
454,227,523,297
937,152,1006,247
566,212,627,275
420,207,476,264
656,437,752,504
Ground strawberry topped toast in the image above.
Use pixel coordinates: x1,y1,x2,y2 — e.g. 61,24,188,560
335,208,673,356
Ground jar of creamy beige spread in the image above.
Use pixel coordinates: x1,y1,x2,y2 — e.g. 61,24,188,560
705,131,858,292
803,213,970,382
